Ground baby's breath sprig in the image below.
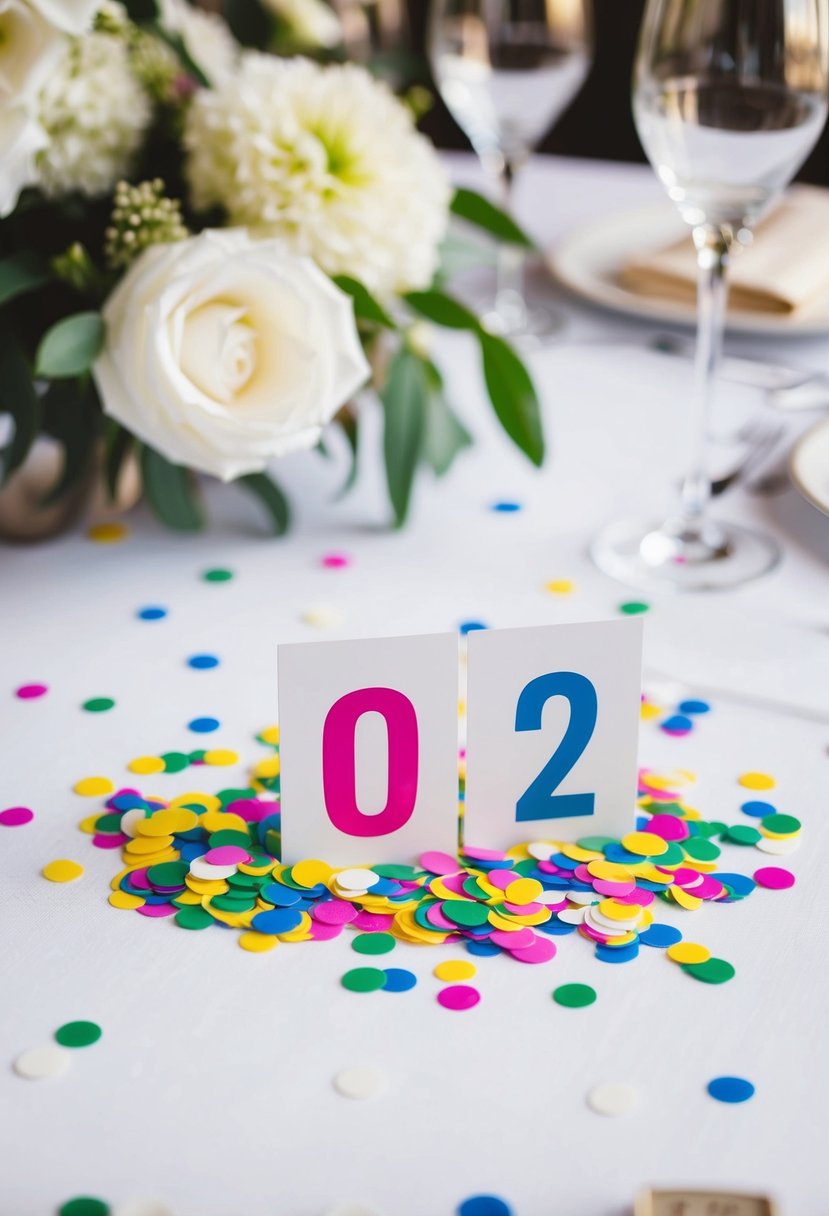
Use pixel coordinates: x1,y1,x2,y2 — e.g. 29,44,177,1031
104,179,189,271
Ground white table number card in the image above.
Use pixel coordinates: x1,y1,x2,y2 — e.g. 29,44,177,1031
463,620,644,851
278,633,460,865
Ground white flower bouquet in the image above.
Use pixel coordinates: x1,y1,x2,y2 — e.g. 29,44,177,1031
0,0,543,534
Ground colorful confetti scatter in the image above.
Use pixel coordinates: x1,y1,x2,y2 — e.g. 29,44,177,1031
55,1020,102,1048
82,698,115,713
136,606,166,620
87,522,128,543
15,682,47,699
42,859,84,883
0,806,33,826
707,1076,755,1103
457,1197,513,1216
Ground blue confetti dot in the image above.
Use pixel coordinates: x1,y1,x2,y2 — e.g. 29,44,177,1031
741,800,776,819
661,714,694,734
459,621,488,635
707,1076,755,1104
458,1197,513,1216
188,716,220,733
679,698,711,715
535,919,577,936
382,968,418,992
712,872,757,897
188,654,220,670
260,883,303,908
595,942,640,964
137,606,166,621
466,939,502,957
639,923,683,948
491,501,522,513
251,907,303,935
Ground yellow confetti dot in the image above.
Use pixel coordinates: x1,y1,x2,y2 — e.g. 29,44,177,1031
87,522,128,543
169,792,220,813
73,776,114,797
203,749,240,767
293,859,333,888
128,755,165,775
667,942,711,964
598,899,641,923
78,814,100,835
434,959,477,982
124,834,174,855
199,809,248,834
670,887,703,911
640,702,662,721
738,771,776,791
545,579,575,595
622,831,668,857
108,890,144,910
587,860,634,883
42,859,84,883
253,755,280,779
559,842,603,863
239,932,279,953
457,700,467,717
505,877,543,906
259,725,280,745
135,808,198,837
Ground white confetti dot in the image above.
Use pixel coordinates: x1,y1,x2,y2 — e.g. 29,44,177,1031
336,868,380,892
333,1066,387,1100
113,1202,175,1216
13,1043,71,1080
302,606,343,629
586,1082,639,1117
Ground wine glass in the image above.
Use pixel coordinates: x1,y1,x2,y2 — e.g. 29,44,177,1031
592,0,829,591
428,0,592,338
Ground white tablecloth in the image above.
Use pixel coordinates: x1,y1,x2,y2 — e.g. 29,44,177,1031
2,155,828,1216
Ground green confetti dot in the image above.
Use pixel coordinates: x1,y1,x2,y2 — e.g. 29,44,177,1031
761,813,801,835
145,861,188,887
54,1020,102,1049
576,836,616,851
723,824,762,846
341,967,387,992
553,983,597,1008
82,697,115,713
619,601,650,615
202,567,233,582
442,899,491,928
682,837,721,862
160,751,189,773
174,906,214,930
681,957,735,984
351,932,396,956
58,1199,110,1216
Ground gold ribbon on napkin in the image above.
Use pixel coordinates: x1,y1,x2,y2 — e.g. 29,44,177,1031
620,185,829,314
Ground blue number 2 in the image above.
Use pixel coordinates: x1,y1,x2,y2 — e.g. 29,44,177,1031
515,671,598,822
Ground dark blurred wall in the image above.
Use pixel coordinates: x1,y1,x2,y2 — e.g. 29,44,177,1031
412,0,829,184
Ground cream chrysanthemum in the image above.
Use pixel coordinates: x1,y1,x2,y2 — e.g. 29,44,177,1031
184,54,451,297
35,30,151,197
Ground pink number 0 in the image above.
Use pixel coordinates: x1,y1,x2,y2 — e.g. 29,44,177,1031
322,687,419,837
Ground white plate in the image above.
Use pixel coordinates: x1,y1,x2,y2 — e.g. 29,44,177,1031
548,203,829,337
790,417,829,516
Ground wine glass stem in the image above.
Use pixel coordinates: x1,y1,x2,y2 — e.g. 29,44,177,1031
679,225,730,530
493,159,527,331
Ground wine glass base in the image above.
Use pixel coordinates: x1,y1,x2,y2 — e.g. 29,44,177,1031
590,515,780,591
482,302,563,344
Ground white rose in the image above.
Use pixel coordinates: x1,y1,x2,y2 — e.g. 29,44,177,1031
0,103,47,217
93,229,371,481
26,0,97,33
158,0,238,84
0,0,65,102
261,0,341,48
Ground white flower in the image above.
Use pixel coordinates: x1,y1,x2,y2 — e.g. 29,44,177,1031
27,0,97,33
35,29,151,197
159,0,237,85
93,229,371,481
260,0,341,48
185,54,451,297
0,0,65,103
0,102,47,216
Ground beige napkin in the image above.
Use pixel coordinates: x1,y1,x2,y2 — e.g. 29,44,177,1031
620,185,829,314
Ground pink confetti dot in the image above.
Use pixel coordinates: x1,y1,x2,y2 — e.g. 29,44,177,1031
419,850,460,875
437,984,481,1011
204,845,250,866
506,934,557,964
15,683,47,700
646,813,690,842
321,552,350,569
136,903,177,917
754,866,796,890
0,806,34,827
313,901,359,925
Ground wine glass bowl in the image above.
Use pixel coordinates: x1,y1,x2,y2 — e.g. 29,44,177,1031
592,0,829,591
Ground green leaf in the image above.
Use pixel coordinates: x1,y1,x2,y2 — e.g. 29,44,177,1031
332,275,396,330
333,408,360,499
0,252,52,308
478,331,545,467
39,380,99,507
151,25,210,88
104,424,134,502
35,312,104,379
450,187,536,249
404,289,480,332
0,326,41,482
420,368,473,477
239,471,291,535
380,347,430,526
141,446,205,531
